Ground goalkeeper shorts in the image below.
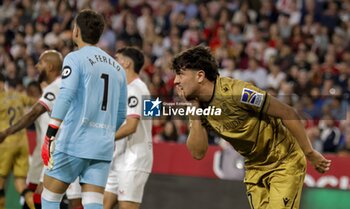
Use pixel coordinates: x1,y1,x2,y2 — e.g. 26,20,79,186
44,151,110,187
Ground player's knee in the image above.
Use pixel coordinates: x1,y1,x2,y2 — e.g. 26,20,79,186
41,188,64,202
82,192,103,209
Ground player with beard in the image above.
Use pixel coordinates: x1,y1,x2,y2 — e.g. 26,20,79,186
0,50,83,209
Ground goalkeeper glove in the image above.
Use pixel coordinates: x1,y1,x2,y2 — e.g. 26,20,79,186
41,123,59,169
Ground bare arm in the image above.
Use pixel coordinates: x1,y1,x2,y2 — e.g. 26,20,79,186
176,87,209,160
115,117,139,140
187,116,209,160
266,95,331,173
0,102,46,143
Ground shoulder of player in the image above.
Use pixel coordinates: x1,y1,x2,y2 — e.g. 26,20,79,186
40,79,61,103
128,78,150,95
219,77,262,94
43,78,61,92
215,76,238,94
64,51,78,60
62,52,80,68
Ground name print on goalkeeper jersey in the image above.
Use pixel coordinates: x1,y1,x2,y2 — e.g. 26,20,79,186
51,45,127,161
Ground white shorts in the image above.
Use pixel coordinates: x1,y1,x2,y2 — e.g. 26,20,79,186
27,144,43,184
66,177,82,199
105,170,150,203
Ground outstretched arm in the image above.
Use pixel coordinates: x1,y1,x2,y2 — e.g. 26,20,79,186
0,102,46,143
266,95,331,173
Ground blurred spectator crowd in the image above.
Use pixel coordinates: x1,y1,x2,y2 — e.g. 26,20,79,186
0,0,349,155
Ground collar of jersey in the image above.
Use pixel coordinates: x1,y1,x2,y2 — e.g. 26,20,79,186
200,77,217,108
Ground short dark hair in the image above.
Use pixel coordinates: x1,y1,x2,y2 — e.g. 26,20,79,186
116,47,145,74
75,9,105,44
171,45,219,81
27,81,42,93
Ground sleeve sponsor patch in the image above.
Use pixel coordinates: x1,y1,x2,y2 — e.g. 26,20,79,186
240,88,264,107
44,92,55,101
128,96,138,108
61,66,72,79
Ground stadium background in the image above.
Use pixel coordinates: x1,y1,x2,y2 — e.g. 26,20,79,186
1,0,350,208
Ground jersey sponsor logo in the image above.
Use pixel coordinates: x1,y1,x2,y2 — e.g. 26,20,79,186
44,92,55,101
82,118,114,130
219,115,247,132
240,88,264,107
128,96,138,108
61,66,72,79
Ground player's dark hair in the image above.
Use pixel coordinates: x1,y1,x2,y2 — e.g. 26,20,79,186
27,81,42,94
171,45,219,81
75,9,105,44
116,47,145,74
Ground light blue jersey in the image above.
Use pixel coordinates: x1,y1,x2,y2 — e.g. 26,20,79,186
51,46,127,161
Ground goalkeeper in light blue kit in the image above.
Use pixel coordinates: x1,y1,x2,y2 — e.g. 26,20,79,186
41,9,127,209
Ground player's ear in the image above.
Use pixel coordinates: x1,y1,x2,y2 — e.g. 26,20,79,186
123,57,132,70
73,22,80,39
197,70,205,83
47,63,53,72
75,27,80,38
125,59,131,69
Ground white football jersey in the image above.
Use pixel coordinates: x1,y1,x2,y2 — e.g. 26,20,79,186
36,77,61,145
28,77,61,184
111,78,153,172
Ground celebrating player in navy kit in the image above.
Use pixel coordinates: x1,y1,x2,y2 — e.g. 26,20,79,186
41,10,127,209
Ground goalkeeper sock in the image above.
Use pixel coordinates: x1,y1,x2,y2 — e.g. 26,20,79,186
41,188,63,209
83,204,102,209
82,192,103,209
41,198,60,209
